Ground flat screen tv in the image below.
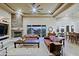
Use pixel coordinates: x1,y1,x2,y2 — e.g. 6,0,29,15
0,23,8,36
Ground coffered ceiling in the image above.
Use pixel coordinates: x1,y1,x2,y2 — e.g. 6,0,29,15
0,3,74,17
6,3,59,13
1,3,62,16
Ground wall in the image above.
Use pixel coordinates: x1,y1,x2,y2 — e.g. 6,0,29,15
0,7,11,38
23,17,56,35
53,16,79,33
23,16,79,36
54,4,79,33
11,14,23,28
23,4,79,35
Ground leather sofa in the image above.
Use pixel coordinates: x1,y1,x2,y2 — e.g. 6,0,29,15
44,33,63,56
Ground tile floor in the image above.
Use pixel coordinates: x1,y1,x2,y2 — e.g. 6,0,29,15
63,39,79,56
1,37,79,56
0,37,51,56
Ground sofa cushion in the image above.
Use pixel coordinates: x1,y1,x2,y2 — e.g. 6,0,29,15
49,35,56,42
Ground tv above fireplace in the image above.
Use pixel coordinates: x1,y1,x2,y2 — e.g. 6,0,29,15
0,23,8,36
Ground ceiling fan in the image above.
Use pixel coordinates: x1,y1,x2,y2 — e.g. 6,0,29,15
31,3,43,14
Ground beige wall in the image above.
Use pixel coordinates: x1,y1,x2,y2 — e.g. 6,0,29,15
23,17,56,35
23,16,79,36
23,4,79,35
54,4,79,33
0,7,11,38
54,16,79,33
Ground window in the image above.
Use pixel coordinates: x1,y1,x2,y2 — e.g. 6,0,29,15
66,25,69,32
71,25,74,32
27,25,46,37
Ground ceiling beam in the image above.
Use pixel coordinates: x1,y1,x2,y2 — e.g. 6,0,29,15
51,3,64,14
0,3,15,14
23,12,51,15
23,15,52,18
52,3,74,17
4,3,15,11
25,3,33,9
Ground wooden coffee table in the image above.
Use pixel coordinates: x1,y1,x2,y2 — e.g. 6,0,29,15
14,40,40,48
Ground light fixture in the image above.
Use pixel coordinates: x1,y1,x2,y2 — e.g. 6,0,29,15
48,11,51,15
32,8,36,12
16,9,22,15
32,7,37,14
48,11,51,13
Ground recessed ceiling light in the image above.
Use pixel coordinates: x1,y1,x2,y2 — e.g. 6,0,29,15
48,11,51,13
16,9,22,15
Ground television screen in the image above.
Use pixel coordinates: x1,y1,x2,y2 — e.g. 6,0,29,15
0,23,8,36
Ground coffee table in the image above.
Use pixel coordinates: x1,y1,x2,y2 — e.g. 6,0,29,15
14,39,40,48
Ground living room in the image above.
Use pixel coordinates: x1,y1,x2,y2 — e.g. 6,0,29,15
0,3,79,56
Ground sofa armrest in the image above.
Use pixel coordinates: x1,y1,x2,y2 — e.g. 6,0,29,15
50,42,53,44
50,42,62,46
44,36,50,39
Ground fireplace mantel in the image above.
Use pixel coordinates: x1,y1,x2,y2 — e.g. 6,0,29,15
11,28,23,31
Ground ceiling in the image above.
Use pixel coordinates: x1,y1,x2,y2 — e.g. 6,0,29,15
0,3,74,17
4,3,62,16
56,4,79,18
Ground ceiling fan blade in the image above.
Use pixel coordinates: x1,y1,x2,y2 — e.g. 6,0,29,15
37,10,41,12
37,5,40,8
38,8,43,10
32,3,35,7
32,3,35,5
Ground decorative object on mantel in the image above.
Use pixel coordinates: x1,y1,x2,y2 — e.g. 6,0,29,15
2,20,8,23
0,16,9,23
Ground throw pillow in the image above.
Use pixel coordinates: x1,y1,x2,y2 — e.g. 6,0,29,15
49,35,56,42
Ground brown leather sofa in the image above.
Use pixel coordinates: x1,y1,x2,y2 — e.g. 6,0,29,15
44,34,62,56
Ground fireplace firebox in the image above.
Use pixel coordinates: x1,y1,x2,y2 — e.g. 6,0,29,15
14,31,22,37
